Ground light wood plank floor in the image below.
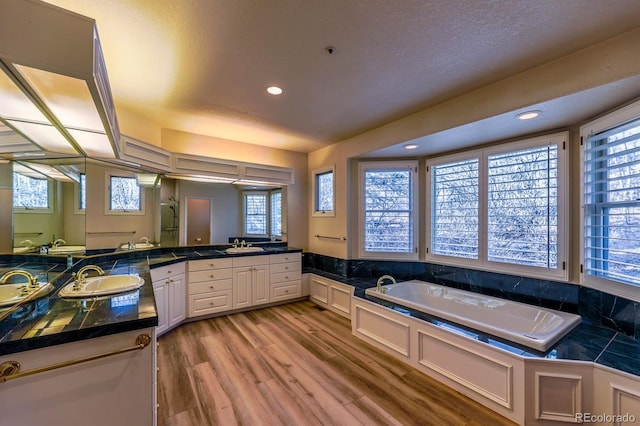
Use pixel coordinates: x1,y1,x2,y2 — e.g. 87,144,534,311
157,301,516,426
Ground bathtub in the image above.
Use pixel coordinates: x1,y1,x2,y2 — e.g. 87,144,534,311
364,280,581,352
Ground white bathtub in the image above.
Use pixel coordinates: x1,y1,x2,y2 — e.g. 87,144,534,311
365,280,581,352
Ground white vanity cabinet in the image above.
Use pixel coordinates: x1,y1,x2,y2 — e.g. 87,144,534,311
269,252,302,302
232,255,270,309
0,328,156,426
187,258,234,317
151,262,186,336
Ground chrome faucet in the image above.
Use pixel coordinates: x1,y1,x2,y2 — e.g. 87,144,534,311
18,240,35,248
240,239,246,248
376,274,397,293
52,238,66,248
75,265,105,285
0,270,38,290
233,238,239,248
139,236,150,244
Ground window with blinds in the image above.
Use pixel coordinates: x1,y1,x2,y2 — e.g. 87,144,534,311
583,118,640,287
488,145,558,268
359,161,417,258
270,190,282,237
426,133,566,279
431,158,479,259
244,192,267,235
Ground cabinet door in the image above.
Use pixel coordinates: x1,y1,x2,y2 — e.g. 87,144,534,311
153,281,168,335
168,273,186,327
233,267,252,309
253,265,270,305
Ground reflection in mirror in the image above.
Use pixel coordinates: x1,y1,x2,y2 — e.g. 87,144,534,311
10,157,86,254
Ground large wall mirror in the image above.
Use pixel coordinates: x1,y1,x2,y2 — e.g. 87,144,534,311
1,157,288,255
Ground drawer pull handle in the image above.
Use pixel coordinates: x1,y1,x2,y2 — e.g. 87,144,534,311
210,302,214,306
167,271,172,274
210,286,214,289
210,275,215,278
284,276,289,279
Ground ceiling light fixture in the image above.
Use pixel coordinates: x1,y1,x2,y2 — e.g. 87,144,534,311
267,86,283,95
516,110,541,120
404,144,418,150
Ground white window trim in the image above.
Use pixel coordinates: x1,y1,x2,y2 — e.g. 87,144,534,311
358,160,419,261
13,176,55,215
242,190,269,237
74,174,86,215
270,189,283,238
426,132,568,282
580,99,640,302
104,171,145,216
312,165,335,217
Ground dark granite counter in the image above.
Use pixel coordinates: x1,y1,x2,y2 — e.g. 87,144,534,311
0,244,302,356
304,268,640,378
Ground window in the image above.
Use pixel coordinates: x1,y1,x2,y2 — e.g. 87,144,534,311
270,190,282,237
359,161,418,259
427,133,566,280
582,113,640,291
78,173,86,211
244,192,268,235
13,172,51,211
313,167,335,216
107,173,144,214
431,157,479,259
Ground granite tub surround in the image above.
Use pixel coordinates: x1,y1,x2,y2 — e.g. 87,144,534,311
303,253,640,377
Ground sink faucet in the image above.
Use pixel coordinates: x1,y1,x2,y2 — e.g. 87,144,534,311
139,236,150,244
52,238,66,248
241,239,246,248
0,270,38,290
376,275,397,293
233,238,239,248
18,240,35,248
75,265,105,285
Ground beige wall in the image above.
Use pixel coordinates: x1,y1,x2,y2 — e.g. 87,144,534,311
308,28,640,261
0,164,12,253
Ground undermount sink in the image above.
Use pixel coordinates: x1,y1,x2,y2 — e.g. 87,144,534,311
48,245,86,254
59,275,145,298
0,282,54,307
225,246,265,254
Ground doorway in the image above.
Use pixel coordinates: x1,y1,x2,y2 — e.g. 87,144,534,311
185,197,212,245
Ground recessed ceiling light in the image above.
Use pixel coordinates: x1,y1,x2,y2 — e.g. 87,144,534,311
516,110,541,120
404,144,418,150
267,86,283,95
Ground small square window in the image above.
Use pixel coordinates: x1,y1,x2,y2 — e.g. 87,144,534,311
313,167,335,217
106,173,145,215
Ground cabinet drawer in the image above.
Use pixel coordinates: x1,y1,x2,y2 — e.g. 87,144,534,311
188,291,232,317
269,261,301,274
150,262,185,281
270,252,301,264
188,258,233,271
270,281,301,302
189,268,233,283
232,255,270,268
189,279,232,295
270,270,301,284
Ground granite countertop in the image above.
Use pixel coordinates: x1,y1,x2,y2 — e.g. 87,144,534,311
0,244,303,356
305,269,640,378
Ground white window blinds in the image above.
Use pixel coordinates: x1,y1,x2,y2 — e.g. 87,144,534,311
584,118,640,286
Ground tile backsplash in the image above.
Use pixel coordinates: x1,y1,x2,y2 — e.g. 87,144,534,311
303,252,639,341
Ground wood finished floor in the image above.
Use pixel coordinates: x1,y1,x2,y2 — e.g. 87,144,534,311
157,301,516,426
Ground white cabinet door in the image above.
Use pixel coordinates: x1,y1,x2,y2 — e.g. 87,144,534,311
253,265,270,305
233,267,252,309
153,280,168,335
168,273,186,328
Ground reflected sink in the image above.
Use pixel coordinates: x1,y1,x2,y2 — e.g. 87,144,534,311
0,282,54,307
59,275,145,298
225,246,265,254
119,243,155,250
48,245,86,254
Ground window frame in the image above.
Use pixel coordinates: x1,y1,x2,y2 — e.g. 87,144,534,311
312,166,335,217
105,171,145,216
74,172,86,214
270,189,283,239
426,132,568,281
358,160,418,260
580,99,640,301
242,191,269,237
12,172,54,215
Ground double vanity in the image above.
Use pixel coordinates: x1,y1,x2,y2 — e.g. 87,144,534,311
0,243,302,426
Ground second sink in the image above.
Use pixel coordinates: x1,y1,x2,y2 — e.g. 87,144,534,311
59,275,145,298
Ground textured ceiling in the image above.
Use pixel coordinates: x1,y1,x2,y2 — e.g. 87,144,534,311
41,0,640,153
